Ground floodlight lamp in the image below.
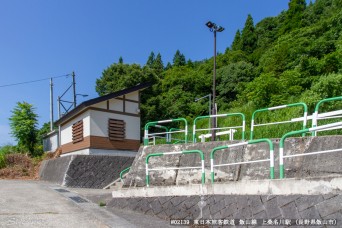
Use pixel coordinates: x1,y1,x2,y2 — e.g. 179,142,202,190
217,26,225,32
206,21,214,29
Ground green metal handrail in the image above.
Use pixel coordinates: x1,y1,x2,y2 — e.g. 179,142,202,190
144,118,188,146
145,150,205,187
250,102,308,140
210,139,274,183
279,121,342,179
192,113,245,143
312,96,342,136
120,166,131,182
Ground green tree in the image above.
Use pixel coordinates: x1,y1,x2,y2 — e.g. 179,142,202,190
153,53,164,75
280,0,306,33
241,14,257,54
96,63,153,95
9,102,39,156
118,56,123,64
146,52,155,67
242,73,280,108
165,62,172,70
173,50,186,67
231,30,242,51
217,61,256,104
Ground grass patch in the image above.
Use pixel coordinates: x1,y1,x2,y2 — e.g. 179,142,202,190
98,201,106,207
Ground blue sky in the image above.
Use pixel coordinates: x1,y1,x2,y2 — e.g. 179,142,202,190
0,0,299,145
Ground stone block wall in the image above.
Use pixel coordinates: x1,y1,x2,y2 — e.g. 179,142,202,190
107,194,342,225
39,155,134,188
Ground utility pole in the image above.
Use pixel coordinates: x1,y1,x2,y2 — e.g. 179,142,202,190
50,78,54,131
58,96,61,119
72,71,76,108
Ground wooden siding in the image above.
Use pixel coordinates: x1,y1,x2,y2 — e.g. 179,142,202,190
61,136,140,154
61,136,91,153
90,136,139,151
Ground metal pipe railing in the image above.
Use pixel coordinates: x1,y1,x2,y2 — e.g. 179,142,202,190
210,139,274,183
193,113,245,143
145,150,205,187
279,121,342,179
144,118,188,146
119,166,131,182
312,96,342,136
250,103,308,140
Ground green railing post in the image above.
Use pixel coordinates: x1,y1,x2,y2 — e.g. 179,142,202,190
210,139,274,183
120,166,131,182
144,118,188,146
193,115,209,143
279,129,309,179
250,103,308,140
288,103,308,137
144,122,157,146
146,150,205,187
250,139,274,179
280,121,342,179
312,96,342,136
250,108,268,140
193,113,245,143
183,150,205,184
146,153,164,187
210,145,228,183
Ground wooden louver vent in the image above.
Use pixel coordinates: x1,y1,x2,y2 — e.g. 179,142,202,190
108,119,125,141
72,120,83,143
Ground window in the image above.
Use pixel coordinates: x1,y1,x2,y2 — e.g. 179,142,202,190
72,120,83,143
108,119,125,141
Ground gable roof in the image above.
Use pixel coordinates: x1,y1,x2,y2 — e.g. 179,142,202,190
55,82,152,125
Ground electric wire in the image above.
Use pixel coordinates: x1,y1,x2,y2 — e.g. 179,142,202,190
0,73,71,88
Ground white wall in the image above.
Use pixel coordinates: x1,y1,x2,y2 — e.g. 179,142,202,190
125,101,139,114
109,98,123,111
89,109,140,140
60,111,90,145
60,148,90,157
125,91,139,101
43,131,58,152
91,101,107,109
60,148,137,157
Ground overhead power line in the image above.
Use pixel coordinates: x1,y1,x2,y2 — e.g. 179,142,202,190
0,73,71,88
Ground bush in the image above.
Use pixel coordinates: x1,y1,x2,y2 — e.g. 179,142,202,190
0,144,20,155
0,153,6,169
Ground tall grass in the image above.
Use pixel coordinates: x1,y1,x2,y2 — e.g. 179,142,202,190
0,144,20,169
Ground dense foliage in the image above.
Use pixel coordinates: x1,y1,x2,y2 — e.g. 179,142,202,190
95,0,342,138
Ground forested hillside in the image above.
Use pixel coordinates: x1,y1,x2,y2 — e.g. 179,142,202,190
95,0,342,136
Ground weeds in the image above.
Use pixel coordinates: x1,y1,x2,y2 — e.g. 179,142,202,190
98,201,106,207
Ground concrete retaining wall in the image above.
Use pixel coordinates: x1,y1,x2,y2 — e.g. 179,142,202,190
107,194,342,224
39,155,134,188
109,177,342,225
123,136,342,188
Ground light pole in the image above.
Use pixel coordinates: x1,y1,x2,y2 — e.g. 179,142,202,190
206,21,224,141
195,94,212,116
